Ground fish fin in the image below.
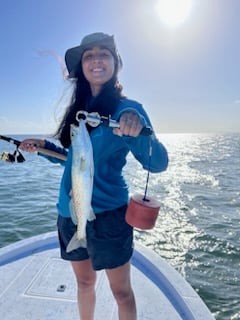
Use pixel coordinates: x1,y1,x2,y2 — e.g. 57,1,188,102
66,232,87,253
80,157,86,171
88,208,96,221
69,199,78,225
90,163,94,178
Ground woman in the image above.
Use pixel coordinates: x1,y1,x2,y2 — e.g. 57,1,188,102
20,32,168,320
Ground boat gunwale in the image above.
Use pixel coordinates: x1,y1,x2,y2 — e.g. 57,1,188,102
0,232,214,320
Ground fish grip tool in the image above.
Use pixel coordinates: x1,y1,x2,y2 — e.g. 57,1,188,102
76,111,153,136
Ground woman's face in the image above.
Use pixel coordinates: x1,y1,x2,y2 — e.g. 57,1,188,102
81,46,115,96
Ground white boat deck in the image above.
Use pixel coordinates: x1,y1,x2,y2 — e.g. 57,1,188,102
0,232,214,320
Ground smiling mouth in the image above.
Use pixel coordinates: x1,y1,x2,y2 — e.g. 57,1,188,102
92,68,104,72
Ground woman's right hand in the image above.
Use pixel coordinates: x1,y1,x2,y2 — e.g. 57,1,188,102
19,139,46,153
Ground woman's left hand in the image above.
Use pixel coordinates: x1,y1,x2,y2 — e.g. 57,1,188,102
19,139,46,152
113,111,143,137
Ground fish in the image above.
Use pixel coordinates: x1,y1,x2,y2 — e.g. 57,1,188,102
66,119,95,253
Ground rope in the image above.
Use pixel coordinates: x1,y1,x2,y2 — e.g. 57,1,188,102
143,137,152,201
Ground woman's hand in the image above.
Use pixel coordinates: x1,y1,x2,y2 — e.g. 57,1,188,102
19,139,46,153
113,111,143,137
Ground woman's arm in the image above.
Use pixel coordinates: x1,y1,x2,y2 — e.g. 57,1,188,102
19,139,67,165
112,106,168,173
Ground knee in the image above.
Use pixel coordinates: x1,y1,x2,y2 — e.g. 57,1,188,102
111,286,134,305
78,278,95,291
77,278,93,289
71,260,96,293
75,275,96,292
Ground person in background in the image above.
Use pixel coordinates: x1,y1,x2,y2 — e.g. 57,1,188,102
20,32,168,320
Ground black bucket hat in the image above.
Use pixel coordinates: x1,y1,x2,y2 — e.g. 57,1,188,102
65,32,122,78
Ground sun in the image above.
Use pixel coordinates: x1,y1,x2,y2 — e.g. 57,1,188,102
156,0,193,27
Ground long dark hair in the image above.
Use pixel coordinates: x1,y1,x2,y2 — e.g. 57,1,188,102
55,60,124,148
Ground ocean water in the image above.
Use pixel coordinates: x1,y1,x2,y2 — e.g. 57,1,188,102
0,133,239,320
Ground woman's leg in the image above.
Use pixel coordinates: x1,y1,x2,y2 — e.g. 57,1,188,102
105,261,137,320
71,259,97,320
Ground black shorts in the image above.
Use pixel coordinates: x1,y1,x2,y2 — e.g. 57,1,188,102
57,205,133,270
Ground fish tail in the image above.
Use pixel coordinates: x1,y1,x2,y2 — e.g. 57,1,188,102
66,232,87,253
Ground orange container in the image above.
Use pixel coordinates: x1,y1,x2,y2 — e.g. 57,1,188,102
125,193,160,229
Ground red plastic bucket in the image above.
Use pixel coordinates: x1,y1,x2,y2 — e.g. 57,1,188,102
125,193,160,230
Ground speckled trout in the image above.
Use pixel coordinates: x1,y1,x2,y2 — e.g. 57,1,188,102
66,119,95,253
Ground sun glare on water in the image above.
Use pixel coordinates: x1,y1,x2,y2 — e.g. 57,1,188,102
156,0,193,27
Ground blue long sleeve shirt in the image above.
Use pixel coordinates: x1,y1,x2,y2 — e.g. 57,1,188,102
43,98,168,217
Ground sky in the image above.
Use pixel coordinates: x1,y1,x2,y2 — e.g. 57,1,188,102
0,0,240,134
